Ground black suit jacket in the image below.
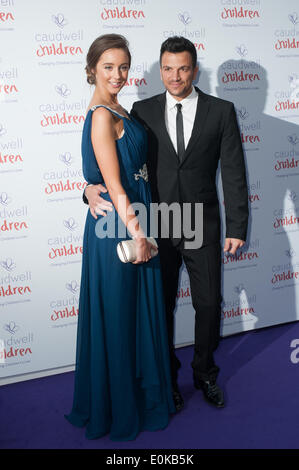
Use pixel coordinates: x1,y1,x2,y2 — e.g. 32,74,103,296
130,87,249,246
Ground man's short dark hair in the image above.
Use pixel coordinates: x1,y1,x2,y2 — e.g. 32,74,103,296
160,36,197,69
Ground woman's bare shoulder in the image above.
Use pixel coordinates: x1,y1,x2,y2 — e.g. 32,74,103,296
91,106,114,129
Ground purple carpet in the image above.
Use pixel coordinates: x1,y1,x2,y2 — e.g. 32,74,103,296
1,321,299,449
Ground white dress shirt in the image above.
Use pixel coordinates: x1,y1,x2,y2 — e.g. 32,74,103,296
165,86,198,153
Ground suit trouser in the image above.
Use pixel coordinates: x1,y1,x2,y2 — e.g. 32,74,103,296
158,238,222,385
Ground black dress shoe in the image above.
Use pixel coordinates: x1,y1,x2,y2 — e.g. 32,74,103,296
172,387,184,412
194,375,224,408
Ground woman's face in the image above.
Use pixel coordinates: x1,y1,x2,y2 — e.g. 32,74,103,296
93,48,130,95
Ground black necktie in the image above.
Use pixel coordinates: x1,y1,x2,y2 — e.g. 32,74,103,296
176,103,185,162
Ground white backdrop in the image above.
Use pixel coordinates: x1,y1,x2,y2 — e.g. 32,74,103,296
1,0,299,384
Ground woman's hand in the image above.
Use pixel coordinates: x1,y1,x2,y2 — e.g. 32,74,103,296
132,239,158,264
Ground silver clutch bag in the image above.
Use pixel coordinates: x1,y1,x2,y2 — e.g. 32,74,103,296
117,237,158,263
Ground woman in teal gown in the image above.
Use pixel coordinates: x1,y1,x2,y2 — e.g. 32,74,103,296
64,34,175,441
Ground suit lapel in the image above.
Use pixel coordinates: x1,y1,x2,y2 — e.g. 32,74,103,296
156,93,180,163
181,87,210,164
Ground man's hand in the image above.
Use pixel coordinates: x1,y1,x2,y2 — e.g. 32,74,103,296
224,238,245,256
84,184,113,219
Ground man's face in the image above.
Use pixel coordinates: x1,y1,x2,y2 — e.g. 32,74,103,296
160,51,198,100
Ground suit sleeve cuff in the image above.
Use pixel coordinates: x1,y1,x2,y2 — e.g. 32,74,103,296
83,184,92,205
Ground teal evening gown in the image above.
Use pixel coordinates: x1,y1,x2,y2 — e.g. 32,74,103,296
65,105,175,441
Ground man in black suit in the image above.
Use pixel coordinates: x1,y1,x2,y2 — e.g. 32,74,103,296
83,37,249,411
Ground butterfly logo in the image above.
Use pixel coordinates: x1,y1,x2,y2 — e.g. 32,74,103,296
66,280,79,293
0,123,7,137
287,190,297,202
285,248,296,257
0,258,16,272
237,107,249,120
55,84,71,98
288,74,299,100
59,152,73,166
0,192,12,206
63,217,77,231
288,12,298,25
4,321,20,335
52,13,68,29
236,44,248,57
178,11,191,26
234,284,245,295
287,134,299,146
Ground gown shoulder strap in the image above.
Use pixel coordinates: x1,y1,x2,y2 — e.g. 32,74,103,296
90,104,127,120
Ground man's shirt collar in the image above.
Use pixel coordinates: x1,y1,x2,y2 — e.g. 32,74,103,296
166,86,198,110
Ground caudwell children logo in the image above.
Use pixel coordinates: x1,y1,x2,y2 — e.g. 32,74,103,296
274,13,299,53
219,0,260,26
50,280,80,324
273,134,299,174
39,88,86,131
47,218,83,262
274,74,299,113
272,191,299,232
0,193,29,238
219,59,261,90
0,321,33,365
163,11,206,53
100,0,146,26
271,250,299,287
43,152,86,198
236,106,261,151
35,13,84,62
0,128,23,171
221,285,257,323
0,258,32,303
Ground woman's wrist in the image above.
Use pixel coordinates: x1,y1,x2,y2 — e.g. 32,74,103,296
133,234,146,245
